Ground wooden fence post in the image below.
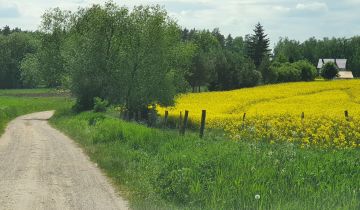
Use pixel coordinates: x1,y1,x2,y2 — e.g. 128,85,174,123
345,110,349,121
200,110,206,138
164,111,169,127
178,111,183,132
180,110,189,135
242,113,246,129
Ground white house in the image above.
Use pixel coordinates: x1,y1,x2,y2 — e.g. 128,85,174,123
317,59,354,79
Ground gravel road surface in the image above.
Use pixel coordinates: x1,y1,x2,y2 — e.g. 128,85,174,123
0,111,128,210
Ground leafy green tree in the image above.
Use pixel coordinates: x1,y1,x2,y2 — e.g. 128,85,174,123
302,37,319,64
62,2,192,111
0,32,38,88
276,63,301,82
293,60,317,81
237,59,262,88
259,55,273,84
321,62,339,80
245,23,270,68
274,38,303,63
2,26,11,36
186,30,218,92
37,8,71,88
20,53,42,87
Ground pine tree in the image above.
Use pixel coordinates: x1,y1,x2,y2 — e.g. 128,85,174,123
245,22,270,68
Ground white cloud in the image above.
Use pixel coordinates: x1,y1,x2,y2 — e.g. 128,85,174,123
273,5,291,12
296,2,328,11
0,0,359,46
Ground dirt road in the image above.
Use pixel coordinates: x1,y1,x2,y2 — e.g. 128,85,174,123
0,111,129,210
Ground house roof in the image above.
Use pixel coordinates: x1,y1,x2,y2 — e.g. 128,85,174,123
317,59,347,69
337,71,354,79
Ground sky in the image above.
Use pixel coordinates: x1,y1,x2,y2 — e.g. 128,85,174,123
1,0,360,47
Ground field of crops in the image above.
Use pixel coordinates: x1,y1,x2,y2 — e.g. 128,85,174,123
160,80,360,149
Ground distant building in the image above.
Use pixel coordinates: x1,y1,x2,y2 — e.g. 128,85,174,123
317,59,354,79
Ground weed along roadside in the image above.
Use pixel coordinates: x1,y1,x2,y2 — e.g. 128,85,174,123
50,107,360,210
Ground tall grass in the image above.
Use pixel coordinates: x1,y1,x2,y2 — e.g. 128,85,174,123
51,110,360,210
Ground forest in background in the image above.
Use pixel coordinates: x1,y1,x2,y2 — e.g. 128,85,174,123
0,2,360,112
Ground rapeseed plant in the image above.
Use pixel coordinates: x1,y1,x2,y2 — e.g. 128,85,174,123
159,80,360,148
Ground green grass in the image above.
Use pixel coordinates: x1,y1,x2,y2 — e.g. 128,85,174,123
51,110,360,210
0,90,73,135
0,88,53,95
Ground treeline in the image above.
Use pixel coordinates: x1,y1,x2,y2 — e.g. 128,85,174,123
0,27,38,88
273,37,360,77
0,1,360,112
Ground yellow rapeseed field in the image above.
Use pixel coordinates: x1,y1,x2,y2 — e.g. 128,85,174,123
159,80,360,149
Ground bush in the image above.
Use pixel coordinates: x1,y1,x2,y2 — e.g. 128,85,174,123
269,60,316,83
238,60,262,88
93,97,109,113
276,62,301,82
293,60,317,81
321,62,339,80
238,69,262,88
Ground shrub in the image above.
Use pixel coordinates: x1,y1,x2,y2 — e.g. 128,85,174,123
93,97,109,113
238,69,262,88
276,62,301,82
321,62,339,80
293,60,317,81
263,64,279,84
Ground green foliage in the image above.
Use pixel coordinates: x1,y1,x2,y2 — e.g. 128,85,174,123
276,63,301,82
55,3,191,111
274,36,360,77
237,60,262,88
268,60,317,83
245,23,270,68
93,97,109,113
321,62,339,80
51,110,360,210
294,60,317,81
20,53,41,87
186,30,218,91
259,55,275,84
0,32,38,88
273,38,303,63
36,8,71,88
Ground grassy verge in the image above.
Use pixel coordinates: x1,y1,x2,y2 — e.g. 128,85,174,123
0,90,73,135
51,109,360,210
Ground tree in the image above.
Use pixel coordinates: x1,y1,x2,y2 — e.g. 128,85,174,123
185,30,218,92
61,3,192,111
20,53,42,87
237,59,262,88
321,62,339,80
259,55,274,84
273,37,303,63
0,32,38,88
293,60,317,81
36,8,71,88
245,23,270,68
2,26,11,36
